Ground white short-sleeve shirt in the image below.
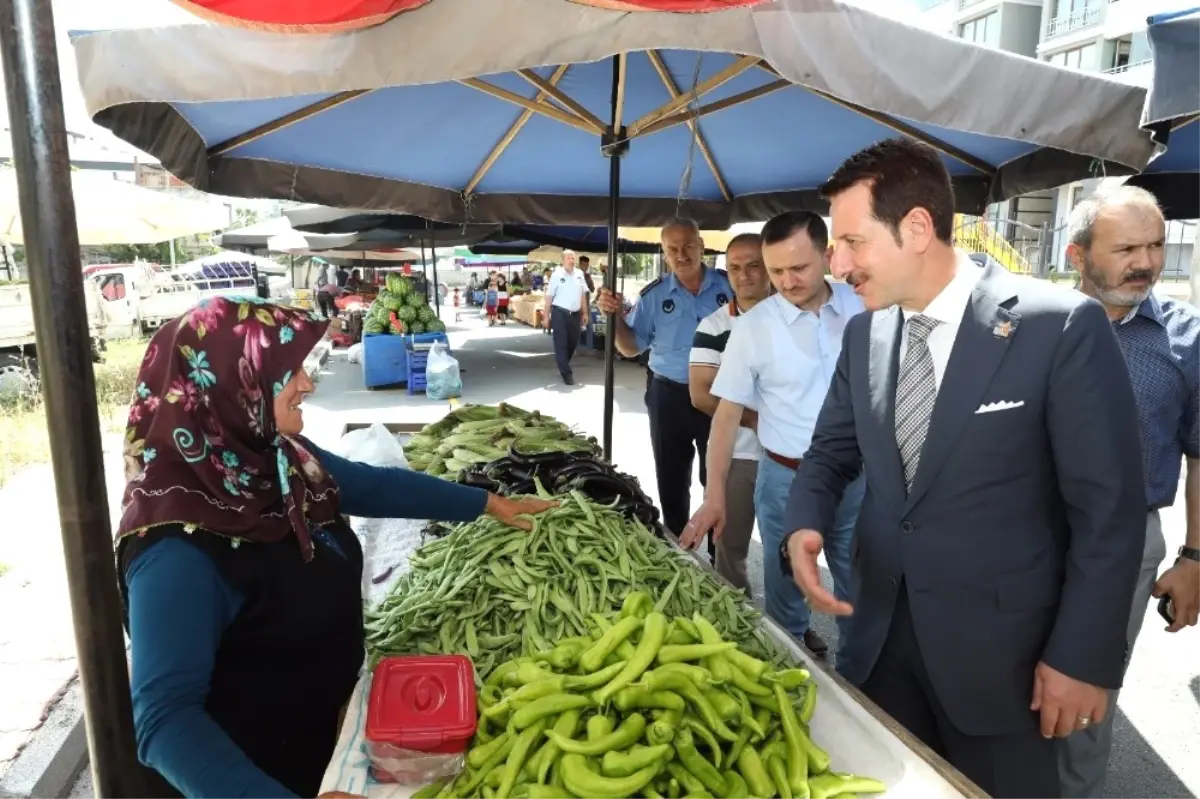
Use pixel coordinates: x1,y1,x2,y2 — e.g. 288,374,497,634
547,267,588,312
690,303,762,461
711,284,864,459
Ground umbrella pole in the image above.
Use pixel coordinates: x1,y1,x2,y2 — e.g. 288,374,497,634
0,1,144,796
601,55,628,462
430,229,440,316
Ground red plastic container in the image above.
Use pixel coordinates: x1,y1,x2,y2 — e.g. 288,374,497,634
365,655,477,766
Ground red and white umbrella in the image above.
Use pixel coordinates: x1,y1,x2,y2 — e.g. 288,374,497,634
170,0,767,32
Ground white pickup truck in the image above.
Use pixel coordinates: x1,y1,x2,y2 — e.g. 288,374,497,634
0,279,107,396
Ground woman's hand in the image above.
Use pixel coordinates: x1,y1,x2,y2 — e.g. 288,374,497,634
484,492,557,530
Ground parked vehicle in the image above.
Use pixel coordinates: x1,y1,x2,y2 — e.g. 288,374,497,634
0,279,106,397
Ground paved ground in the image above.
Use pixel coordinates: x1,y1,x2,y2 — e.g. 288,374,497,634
1,304,1193,797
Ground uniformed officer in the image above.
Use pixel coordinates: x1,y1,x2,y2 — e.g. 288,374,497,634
596,218,733,542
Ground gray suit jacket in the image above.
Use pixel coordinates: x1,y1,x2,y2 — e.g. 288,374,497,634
786,264,1147,737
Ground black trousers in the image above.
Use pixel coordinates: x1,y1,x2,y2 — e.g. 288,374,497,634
551,306,581,379
646,374,714,559
316,291,337,318
859,586,1060,799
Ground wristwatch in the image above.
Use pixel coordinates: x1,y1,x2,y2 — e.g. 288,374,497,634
779,532,797,577
1178,546,1200,563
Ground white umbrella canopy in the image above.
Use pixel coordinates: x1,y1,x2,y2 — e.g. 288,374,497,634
0,169,230,246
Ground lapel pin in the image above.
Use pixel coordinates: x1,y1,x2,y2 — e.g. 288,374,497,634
993,320,1013,339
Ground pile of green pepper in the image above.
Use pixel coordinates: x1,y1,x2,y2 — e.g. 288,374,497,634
413,595,886,799
365,491,790,680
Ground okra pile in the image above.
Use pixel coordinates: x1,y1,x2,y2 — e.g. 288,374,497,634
415,597,885,799
365,492,789,679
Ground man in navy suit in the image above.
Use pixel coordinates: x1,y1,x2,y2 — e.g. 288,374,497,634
782,139,1146,798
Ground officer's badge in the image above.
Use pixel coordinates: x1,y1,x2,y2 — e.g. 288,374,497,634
662,299,676,314
716,293,729,306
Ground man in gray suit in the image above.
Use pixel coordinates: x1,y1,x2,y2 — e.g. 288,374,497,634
782,139,1147,798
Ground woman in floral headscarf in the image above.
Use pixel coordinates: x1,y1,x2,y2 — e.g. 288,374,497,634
117,297,552,799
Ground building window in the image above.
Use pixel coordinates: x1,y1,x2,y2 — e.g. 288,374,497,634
1046,43,1097,70
959,11,999,47
1046,0,1102,37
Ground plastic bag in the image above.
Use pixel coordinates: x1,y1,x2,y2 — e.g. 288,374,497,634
346,342,364,364
332,422,409,469
425,341,462,400
368,743,466,785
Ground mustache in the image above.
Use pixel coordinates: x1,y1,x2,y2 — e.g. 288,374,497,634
1122,270,1154,284
846,273,867,286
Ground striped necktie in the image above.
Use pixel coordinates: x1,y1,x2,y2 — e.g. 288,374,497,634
895,314,940,491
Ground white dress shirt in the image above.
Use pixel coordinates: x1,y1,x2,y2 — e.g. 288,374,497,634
712,283,865,459
547,267,588,312
900,251,984,391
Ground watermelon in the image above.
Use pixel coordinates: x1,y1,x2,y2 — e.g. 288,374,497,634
426,319,447,334
418,306,436,324
406,292,426,309
409,321,426,335
397,305,418,323
363,319,386,334
385,273,408,295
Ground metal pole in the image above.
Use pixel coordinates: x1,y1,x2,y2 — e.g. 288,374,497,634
0,1,144,796
601,56,627,462
430,228,441,316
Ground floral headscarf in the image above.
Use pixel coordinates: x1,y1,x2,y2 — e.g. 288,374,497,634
116,297,339,562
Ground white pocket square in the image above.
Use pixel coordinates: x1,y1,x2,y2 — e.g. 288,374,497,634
975,400,1024,414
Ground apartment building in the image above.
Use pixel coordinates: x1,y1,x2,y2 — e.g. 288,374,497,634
915,0,1195,276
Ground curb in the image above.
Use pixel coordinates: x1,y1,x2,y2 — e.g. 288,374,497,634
0,678,87,799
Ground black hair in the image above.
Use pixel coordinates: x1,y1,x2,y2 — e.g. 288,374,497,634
760,211,829,252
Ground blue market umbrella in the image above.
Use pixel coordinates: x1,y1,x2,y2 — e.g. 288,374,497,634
71,0,1157,456
1126,7,1200,220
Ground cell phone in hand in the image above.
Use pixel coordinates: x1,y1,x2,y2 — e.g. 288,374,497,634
1158,594,1175,625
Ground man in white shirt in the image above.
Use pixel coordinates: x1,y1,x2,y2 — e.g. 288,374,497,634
682,233,771,593
681,212,866,659
783,138,1145,797
544,249,589,385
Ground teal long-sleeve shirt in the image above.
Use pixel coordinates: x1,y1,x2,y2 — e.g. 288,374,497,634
124,444,487,797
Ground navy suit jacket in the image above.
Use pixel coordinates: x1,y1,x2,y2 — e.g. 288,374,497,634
786,264,1147,736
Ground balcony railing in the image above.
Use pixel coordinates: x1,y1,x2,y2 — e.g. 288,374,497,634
1045,7,1103,38
957,0,990,10
1103,58,1151,74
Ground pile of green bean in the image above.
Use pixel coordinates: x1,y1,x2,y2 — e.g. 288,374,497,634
413,595,886,799
365,491,790,679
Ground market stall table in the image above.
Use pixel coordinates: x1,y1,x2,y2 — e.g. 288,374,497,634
318,414,983,799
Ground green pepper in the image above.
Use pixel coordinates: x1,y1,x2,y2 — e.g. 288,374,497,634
765,668,811,690
547,713,647,755
799,683,818,724
482,785,497,799
725,649,768,681
525,786,573,799
587,713,615,741
595,612,669,705
564,661,626,691
652,663,714,686
808,772,886,799
487,658,528,689
486,766,505,789
509,694,592,732
667,776,682,798
736,746,775,799
799,727,831,776
498,718,549,799
642,669,738,742
774,683,811,794
485,677,569,719
560,753,660,799
702,689,739,722
681,715,722,768
579,615,643,673
721,770,748,799
470,732,514,770
646,718,676,746
620,591,654,620
689,614,733,683
666,761,709,797
644,787,666,799
656,643,738,664
762,742,793,799
601,744,674,778
459,735,516,796
613,686,685,713
511,661,557,686
745,689,780,714
534,709,582,784
724,661,772,697
672,617,701,640
674,728,728,796
536,640,590,671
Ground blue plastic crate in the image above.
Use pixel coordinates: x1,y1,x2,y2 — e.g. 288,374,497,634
407,370,428,395
361,332,448,389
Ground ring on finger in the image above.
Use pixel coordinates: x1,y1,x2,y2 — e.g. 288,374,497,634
1076,716,1091,728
